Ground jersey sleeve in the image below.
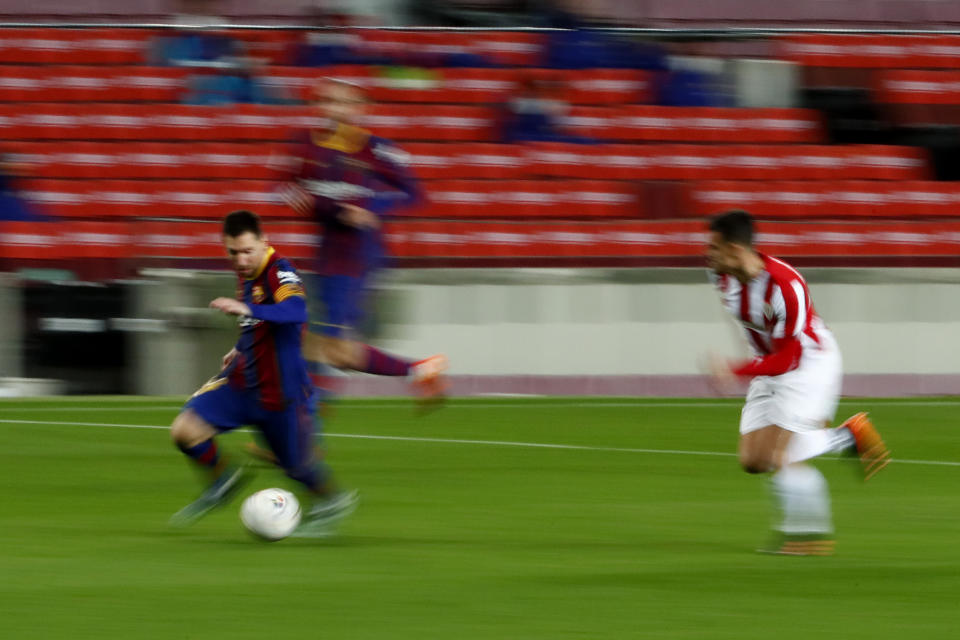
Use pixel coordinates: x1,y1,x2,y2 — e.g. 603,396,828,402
247,260,307,325
731,337,803,377
367,138,423,214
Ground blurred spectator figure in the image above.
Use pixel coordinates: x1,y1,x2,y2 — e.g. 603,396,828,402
293,4,495,68
150,0,284,105
659,68,729,107
182,59,287,105
0,151,46,222
538,6,667,71
501,76,593,144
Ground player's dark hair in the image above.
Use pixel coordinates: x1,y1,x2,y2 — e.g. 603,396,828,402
709,210,754,247
223,210,262,238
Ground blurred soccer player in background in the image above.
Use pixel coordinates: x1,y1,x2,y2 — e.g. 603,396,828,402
705,210,890,555
279,78,449,408
169,210,356,537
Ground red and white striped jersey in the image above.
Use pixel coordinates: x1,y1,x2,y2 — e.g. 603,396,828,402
709,253,833,377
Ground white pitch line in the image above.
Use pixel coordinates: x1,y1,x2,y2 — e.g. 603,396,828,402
0,418,957,468
4,398,960,411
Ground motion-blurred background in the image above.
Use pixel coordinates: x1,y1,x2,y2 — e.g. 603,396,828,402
2,0,960,397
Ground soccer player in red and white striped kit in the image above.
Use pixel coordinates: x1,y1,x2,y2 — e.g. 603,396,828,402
705,210,890,555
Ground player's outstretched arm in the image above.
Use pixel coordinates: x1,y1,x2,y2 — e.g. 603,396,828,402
210,297,251,317
731,337,803,378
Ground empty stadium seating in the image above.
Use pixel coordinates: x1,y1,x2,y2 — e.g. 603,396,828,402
0,26,956,265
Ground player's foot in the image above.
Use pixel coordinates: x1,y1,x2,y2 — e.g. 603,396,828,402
410,354,449,413
169,465,252,528
290,489,359,538
841,412,890,481
756,532,835,556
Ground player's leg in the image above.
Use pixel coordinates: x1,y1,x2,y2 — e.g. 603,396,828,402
740,378,835,555
778,343,890,479
168,381,253,526
256,401,357,538
739,426,835,556
311,273,448,405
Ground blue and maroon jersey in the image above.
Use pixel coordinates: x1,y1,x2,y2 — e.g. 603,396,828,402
223,247,311,411
289,123,421,277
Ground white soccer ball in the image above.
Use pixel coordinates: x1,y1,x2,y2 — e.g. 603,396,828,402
240,488,302,541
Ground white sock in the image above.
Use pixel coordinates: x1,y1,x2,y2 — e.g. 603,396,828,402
770,464,833,535
783,427,855,465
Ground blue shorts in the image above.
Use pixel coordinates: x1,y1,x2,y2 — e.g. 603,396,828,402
184,379,316,473
310,274,367,338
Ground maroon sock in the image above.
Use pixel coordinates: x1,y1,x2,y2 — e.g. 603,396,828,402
360,345,413,376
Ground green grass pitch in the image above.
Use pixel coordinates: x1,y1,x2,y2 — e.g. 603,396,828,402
0,396,957,639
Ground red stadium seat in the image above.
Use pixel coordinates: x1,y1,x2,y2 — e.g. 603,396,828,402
80,104,159,140
779,34,916,69
0,66,55,102
191,143,289,180
120,143,198,179
233,30,299,66
0,29,152,65
146,180,230,219
685,180,767,218
593,144,656,181
44,142,126,179
454,143,526,179
414,180,498,218
136,221,222,258
844,145,931,180
757,181,832,218
651,145,725,180
561,180,642,218
105,67,188,102
524,142,605,179
258,66,354,102
265,222,321,259
494,180,564,217
221,180,290,218
474,32,546,67
60,221,133,259
403,143,462,180
560,106,625,140
561,69,654,105
0,104,85,140
885,181,959,218
362,105,497,142
17,179,97,218
370,68,519,105
775,146,848,180
0,221,60,259
84,180,158,217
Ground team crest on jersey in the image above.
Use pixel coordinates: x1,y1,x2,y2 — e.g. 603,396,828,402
252,285,265,303
762,303,775,323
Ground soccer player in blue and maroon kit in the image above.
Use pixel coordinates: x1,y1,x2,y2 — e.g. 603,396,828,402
280,78,448,407
169,210,355,535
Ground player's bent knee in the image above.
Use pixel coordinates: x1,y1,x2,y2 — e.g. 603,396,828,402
170,410,215,448
739,453,773,474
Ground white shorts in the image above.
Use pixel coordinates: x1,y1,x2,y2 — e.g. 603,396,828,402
739,333,843,435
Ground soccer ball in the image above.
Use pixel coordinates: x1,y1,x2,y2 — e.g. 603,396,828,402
240,488,302,541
